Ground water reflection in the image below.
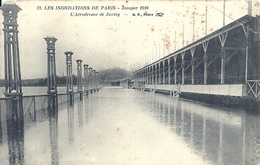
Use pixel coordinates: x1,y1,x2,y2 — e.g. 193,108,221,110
143,93,260,165
6,97,24,165
67,97,74,144
1,88,260,164
78,100,83,128
84,95,90,124
0,110,2,144
48,96,59,165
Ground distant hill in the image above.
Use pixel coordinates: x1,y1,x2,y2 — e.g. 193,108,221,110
0,68,134,87
99,67,133,83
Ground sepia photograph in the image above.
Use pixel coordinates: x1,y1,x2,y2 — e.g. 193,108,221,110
0,0,260,164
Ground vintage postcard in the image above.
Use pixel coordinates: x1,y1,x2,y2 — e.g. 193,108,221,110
0,0,260,164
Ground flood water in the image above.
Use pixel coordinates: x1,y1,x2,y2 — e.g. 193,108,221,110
0,86,260,165
0,86,74,97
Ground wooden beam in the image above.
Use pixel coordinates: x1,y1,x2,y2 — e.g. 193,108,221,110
207,55,219,68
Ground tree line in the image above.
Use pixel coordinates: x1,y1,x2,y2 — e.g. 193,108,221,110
0,67,133,86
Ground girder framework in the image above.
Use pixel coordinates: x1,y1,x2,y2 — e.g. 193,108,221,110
65,51,74,93
44,37,58,94
1,3,22,96
134,15,260,89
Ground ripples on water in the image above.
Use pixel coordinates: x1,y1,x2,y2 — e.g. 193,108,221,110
0,86,259,165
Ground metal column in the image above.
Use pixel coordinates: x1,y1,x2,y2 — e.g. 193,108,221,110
92,69,96,92
220,50,226,84
88,67,93,93
219,32,228,84
168,58,171,84
83,64,89,95
151,66,154,85
44,37,58,94
65,51,74,93
190,47,196,84
174,56,177,84
202,41,209,84
158,63,161,84
96,71,99,91
163,60,165,84
1,3,22,96
242,25,249,83
154,64,158,91
181,52,185,84
76,60,83,99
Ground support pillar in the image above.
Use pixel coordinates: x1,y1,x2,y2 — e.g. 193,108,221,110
145,67,150,84
168,58,171,84
158,63,161,84
203,55,208,84
181,52,185,84
163,60,165,84
65,52,73,93
96,71,99,91
153,65,155,85
150,66,153,85
191,59,195,84
1,3,22,97
141,69,144,87
83,64,89,95
44,37,58,95
151,66,154,85
88,67,92,93
65,51,74,103
1,5,24,148
143,68,146,85
202,41,209,84
219,32,228,84
155,64,158,85
174,56,177,84
190,47,196,84
92,69,96,92
220,50,226,84
76,60,83,99
242,25,249,83
145,68,148,85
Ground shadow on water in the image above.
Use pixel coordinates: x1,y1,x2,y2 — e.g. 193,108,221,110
142,93,260,165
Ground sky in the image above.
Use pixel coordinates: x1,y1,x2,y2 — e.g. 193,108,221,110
0,0,259,79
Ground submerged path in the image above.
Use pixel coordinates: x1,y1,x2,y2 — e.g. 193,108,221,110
0,86,260,165
56,87,210,165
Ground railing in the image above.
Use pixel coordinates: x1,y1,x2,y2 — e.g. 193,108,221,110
0,92,83,124
23,94,49,123
170,84,181,97
246,80,260,98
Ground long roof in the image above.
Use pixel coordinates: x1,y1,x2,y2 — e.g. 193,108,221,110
134,15,255,73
